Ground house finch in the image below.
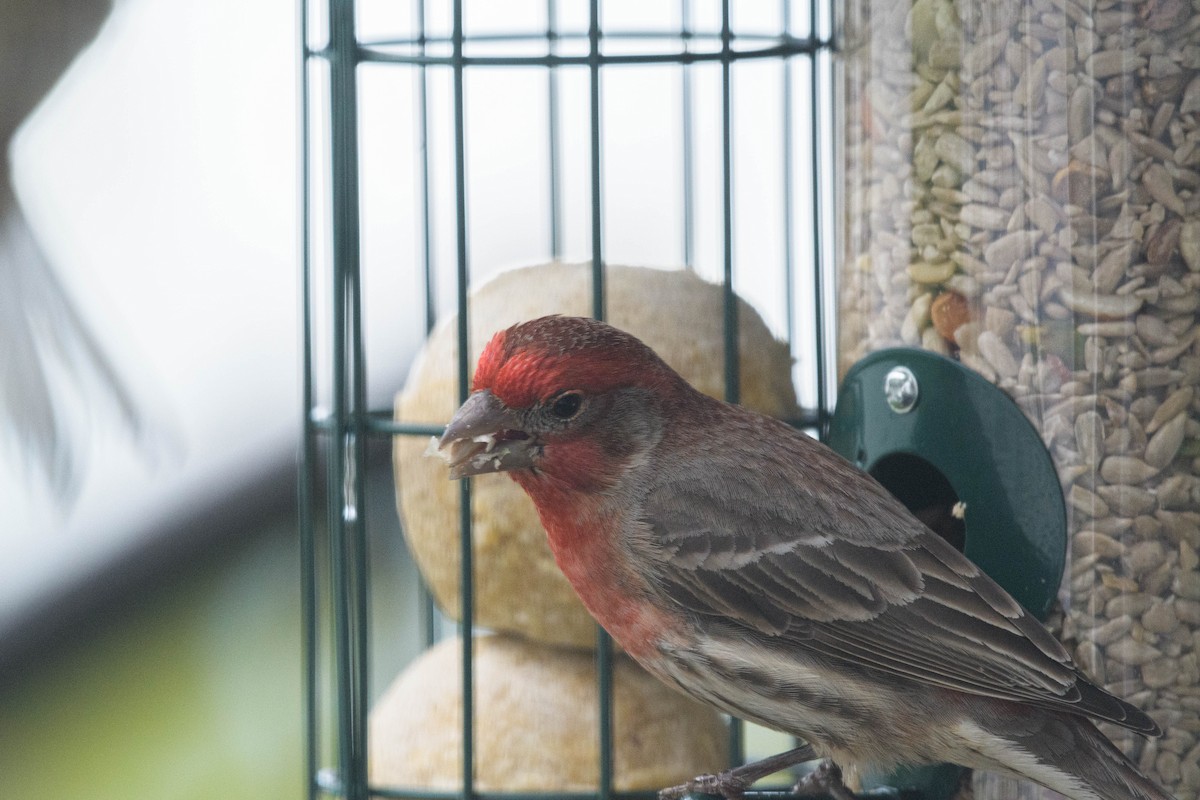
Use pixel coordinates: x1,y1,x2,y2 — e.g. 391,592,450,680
434,315,1173,800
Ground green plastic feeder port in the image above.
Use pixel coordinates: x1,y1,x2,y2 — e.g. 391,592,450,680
827,348,1068,799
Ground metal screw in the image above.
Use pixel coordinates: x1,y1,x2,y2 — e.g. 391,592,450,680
884,366,919,414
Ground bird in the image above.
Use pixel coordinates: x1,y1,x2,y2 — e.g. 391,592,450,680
433,314,1174,800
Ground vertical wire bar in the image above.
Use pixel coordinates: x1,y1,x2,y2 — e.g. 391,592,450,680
588,0,605,321
679,0,694,270
414,0,438,652
547,0,563,261
451,2,475,799
719,0,744,771
720,0,739,408
417,0,436,337
587,8,613,800
327,111,353,800
780,0,806,766
345,0,370,761
349,104,370,800
327,0,365,794
781,0,797,361
298,1,318,797
720,0,738,407
809,0,830,438
595,629,614,800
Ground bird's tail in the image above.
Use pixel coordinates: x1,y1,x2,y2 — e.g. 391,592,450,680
1067,720,1175,800
976,712,1175,800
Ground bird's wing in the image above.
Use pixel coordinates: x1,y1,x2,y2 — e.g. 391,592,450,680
637,422,1158,735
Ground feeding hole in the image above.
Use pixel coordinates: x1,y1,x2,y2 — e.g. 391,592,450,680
870,453,965,552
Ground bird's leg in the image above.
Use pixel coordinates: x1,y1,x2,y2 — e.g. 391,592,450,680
658,744,818,800
791,759,856,800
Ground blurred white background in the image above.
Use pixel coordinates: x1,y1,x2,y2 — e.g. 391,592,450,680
3,0,828,642
4,0,302,636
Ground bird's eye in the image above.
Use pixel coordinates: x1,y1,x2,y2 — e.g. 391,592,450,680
549,391,583,420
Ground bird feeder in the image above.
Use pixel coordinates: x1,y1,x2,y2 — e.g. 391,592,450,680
301,3,836,800
836,0,1200,797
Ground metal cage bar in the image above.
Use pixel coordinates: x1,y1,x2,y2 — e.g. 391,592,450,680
350,38,826,67
301,2,838,799
298,0,318,795
545,0,563,261
679,0,695,273
809,2,832,436
586,7,614,798
414,0,439,651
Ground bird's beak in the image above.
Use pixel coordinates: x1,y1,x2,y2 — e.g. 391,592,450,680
432,389,537,479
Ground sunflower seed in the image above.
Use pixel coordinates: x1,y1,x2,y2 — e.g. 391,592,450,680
1146,413,1188,469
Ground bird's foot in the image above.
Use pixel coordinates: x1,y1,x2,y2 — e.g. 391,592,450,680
658,769,751,800
791,759,856,800
658,745,818,800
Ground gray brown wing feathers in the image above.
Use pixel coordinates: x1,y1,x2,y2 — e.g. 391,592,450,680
638,403,1161,736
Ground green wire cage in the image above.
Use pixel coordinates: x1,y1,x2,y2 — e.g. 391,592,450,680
300,1,840,798
301,0,1200,798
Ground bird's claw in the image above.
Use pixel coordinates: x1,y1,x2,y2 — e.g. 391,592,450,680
791,760,856,800
658,769,749,800
659,745,820,800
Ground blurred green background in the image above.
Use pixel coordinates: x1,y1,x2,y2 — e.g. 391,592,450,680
0,521,305,799
0,462,422,800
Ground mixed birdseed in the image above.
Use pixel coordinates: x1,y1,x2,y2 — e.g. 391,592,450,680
839,0,1200,794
